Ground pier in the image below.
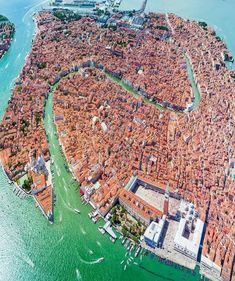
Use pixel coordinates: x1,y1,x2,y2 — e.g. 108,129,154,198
13,184,30,199
103,221,117,240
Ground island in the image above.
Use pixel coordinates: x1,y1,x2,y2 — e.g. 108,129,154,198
0,15,15,59
0,8,234,281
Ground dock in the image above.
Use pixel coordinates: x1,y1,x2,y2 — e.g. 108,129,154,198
103,221,117,240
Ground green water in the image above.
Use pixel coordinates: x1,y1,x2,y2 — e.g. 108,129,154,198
0,0,234,280
184,54,201,110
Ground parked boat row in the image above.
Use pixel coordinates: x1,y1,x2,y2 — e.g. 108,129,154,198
88,210,101,223
13,186,29,199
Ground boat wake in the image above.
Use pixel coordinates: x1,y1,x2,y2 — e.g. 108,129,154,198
25,257,35,268
22,0,50,23
76,268,82,280
58,235,64,243
88,249,93,255
17,254,35,268
80,227,86,235
59,212,62,222
79,256,104,265
60,196,74,213
16,53,21,60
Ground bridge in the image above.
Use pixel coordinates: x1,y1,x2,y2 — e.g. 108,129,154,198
139,0,148,13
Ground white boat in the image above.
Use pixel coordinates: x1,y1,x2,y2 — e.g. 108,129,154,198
121,237,126,245
110,236,116,243
98,226,105,234
135,246,141,257
74,209,80,214
88,213,92,218
124,239,129,248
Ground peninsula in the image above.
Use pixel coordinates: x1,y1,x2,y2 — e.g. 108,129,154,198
0,8,234,281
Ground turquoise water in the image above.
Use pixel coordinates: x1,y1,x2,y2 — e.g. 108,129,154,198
120,0,235,60
0,0,49,119
0,1,234,280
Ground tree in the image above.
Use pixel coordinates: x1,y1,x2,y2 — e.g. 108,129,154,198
37,62,47,69
35,112,41,127
156,25,169,31
198,21,207,28
0,15,8,21
22,176,33,191
122,226,128,237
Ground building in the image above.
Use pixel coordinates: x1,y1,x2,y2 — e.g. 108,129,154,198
119,189,162,225
125,175,180,200
163,185,170,216
144,215,166,248
73,0,96,8
174,217,204,261
30,170,53,222
201,255,222,279
80,183,97,201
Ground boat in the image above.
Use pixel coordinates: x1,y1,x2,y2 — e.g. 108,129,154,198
121,237,126,245
74,209,80,214
88,212,92,218
110,236,116,243
124,265,127,271
124,239,130,248
134,246,141,257
98,226,105,234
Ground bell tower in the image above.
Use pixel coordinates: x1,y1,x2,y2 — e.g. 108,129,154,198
163,184,170,216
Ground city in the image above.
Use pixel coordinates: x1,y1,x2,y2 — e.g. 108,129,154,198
0,1,234,281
